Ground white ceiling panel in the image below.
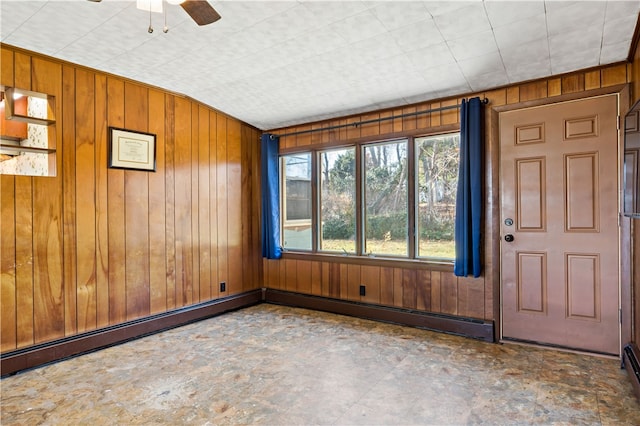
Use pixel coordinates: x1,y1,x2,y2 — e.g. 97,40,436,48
1,0,638,130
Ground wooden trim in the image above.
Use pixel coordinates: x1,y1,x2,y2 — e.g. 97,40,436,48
279,124,461,155
623,343,640,401
263,289,494,342
280,251,455,271
492,84,628,113
1,290,263,377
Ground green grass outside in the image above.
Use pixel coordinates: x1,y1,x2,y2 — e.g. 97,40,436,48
321,239,455,259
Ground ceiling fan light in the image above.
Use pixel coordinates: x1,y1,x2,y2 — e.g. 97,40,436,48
166,0,185,5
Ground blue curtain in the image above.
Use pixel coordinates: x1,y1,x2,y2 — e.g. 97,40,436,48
261,133,282,259
454,97,483,277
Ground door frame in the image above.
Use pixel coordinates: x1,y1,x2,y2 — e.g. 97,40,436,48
487,83,632,356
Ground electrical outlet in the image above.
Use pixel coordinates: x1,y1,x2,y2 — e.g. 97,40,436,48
359,285,366,296
220,282,226,292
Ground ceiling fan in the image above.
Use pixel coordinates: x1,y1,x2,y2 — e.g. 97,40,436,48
88,0,221,26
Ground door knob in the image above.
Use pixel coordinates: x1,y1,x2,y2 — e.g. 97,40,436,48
504,234,514,242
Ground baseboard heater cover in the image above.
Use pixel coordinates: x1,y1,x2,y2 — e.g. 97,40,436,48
1,290,263,377
264,289,494,342
623,343,640,401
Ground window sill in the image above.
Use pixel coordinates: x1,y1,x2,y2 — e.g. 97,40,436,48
279,251,455,271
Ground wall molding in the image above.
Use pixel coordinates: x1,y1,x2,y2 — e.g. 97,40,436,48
263,289,494,342
1,290,263,377
1,288,497,377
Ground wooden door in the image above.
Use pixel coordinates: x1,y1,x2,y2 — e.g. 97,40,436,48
500,95,620,355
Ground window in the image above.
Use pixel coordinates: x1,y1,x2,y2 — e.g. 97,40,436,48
415,134,460,260
279,132,460,261
281,153,312,250
363,140,408,257
319,147,356,253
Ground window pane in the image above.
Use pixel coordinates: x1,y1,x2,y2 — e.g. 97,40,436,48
282,153,312,250
363,140,408,256
416,133,459,259
319,148,356,253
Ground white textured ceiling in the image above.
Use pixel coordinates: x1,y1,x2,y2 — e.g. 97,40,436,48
1,0,639,130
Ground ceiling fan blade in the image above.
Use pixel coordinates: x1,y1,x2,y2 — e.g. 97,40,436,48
180,0,221,26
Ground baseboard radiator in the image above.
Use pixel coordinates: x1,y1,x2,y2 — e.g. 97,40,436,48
1,290,263,377
263,289,494,342
2,288,495,377
623,343,640,401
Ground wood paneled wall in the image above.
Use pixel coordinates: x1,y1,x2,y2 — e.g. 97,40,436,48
0,46,262,353
266,62,631,323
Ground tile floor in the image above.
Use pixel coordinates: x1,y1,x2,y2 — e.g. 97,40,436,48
1,304,639,425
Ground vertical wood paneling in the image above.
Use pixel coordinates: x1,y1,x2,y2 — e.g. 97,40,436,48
430,271,441,312
311,261,322,296
601,64,627,87
31,57,64,344
13,52,34,348
75,68,97,332
440,272,458,315
360,112,380,137
61,64,77,335
296,260,312,294
347,264,361,301
562,75,584,94
401,269,417,309
148,89,167,314
190,104,200,302
14,173,33,347
216,115,229,295
198,106,211,301
328,262,340,298
124,83,150,319
285,258,297,292
95,74,109,328
380,267,394,306
361,265,380,304
392,268,403,308
227,120,242,294
251,127,262,290
1,46,263,355
208,112,219,298
164,95,177,309
173,96,193,306
1,48,14,85
458,276,484,319
416,269,431,311
107,77,126,323
1,176,16,351
547,78,561,97
241,125,251,292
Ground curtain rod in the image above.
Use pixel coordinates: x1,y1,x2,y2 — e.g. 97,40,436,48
270,98,488,139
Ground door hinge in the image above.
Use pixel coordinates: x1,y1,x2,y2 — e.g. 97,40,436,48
620,308,623,324
617,115,621,131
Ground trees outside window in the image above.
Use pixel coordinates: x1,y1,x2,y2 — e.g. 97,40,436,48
319,147,356,253
363,140,408,256
416,134,460,259
279,132,459,261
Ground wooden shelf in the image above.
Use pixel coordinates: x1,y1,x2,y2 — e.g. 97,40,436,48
4,87,56,126
0,143,55,155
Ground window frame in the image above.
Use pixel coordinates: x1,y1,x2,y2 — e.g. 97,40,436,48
278,129,460,265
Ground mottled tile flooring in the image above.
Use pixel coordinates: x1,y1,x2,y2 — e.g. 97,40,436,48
1,304,639,425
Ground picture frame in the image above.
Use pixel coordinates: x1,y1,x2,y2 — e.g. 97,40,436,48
108,126,156,172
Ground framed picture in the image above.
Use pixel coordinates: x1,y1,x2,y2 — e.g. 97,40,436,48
108,127,156,172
